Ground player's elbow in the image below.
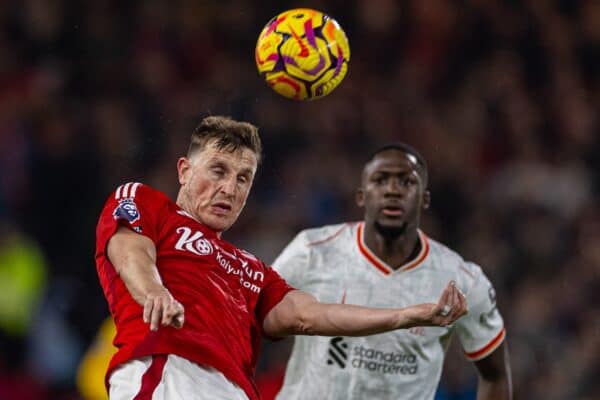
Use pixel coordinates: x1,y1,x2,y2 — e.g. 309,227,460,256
291,309,320,336
272,307,319,336
272,302,320,336
265,290,323,336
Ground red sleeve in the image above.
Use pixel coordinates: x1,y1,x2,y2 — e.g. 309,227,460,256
255,264,295,332
95,182,168,259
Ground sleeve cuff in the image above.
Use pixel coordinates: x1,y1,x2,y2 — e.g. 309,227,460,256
464,327,506,361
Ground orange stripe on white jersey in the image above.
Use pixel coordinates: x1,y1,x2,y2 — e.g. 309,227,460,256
356,222,429,275
464,327,506,361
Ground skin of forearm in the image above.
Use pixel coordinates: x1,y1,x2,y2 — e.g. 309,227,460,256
115,250,164,305
293,302,423,336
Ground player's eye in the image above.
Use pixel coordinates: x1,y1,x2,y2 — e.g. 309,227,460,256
211,167,226,177
237,175,249,184
405,176,417,186
373,175,386,185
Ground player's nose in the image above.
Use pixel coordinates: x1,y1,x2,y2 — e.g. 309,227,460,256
384,178,405,196
220,176,237,196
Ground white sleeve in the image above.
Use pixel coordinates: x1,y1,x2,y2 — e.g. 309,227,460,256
455,262,506,361
271,230,310,289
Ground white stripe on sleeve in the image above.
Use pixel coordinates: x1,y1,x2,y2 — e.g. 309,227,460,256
122,182,132,198
130,182,141,198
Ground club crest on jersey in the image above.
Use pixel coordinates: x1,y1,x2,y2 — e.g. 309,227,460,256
175,226,214,256
113,199,140,223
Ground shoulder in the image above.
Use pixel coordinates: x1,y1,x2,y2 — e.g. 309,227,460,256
102,182,172,223
424,235,489,288
425,235,466,267
112,182,169,203
298,222,357,247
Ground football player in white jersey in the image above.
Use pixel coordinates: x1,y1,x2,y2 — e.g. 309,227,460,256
273,143,512,400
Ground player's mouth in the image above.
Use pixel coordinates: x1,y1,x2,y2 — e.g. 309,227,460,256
211,202,233,216
381,205,405,217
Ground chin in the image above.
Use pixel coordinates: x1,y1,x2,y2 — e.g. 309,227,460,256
374,221,407,238
198,215,230,233
210,221,231,233
378,217,406,228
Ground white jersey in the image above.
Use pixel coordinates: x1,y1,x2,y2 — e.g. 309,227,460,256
273,222,505,400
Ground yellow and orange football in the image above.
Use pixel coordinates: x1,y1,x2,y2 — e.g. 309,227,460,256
255,8,350,100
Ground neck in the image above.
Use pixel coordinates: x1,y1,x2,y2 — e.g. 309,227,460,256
175,189,188,213
363,222,421,270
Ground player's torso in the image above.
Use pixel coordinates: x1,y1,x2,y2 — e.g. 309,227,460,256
156,207,265,318
278,223,465,400
146,206,270,375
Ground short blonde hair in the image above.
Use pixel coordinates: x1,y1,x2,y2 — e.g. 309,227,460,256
188,116,262,164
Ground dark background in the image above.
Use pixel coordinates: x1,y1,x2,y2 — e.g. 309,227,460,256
0,0,598,399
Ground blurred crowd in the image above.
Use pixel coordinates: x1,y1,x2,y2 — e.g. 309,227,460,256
0,0,598,399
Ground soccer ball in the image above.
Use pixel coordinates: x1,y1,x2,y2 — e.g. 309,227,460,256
255,8,350,101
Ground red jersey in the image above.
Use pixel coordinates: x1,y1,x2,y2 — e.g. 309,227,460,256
95,182,294,400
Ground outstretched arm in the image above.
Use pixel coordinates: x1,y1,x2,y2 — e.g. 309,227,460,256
107,226,184,331
263,281,466,337
475,343,512,400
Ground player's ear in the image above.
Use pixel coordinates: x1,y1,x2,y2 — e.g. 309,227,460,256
177,157,191,185
422,190,431,210
356,188,365,208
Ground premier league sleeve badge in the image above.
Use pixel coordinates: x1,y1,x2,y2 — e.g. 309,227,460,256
113,198,141,224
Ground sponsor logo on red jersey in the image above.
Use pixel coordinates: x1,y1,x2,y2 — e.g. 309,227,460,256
174,226,214,255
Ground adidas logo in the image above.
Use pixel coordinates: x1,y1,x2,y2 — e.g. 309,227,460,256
327,337,348,368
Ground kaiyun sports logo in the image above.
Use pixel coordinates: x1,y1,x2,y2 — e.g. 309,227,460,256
327,337,418,375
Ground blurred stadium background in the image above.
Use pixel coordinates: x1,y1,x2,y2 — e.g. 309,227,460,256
0,0,598,399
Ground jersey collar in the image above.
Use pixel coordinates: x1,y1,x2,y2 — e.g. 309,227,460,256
356,222,429,275
175,208,219,238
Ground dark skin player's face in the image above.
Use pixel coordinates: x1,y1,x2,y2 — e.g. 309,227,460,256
356,150,430,235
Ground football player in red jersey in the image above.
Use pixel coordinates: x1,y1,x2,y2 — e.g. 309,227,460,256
95,116,467,400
